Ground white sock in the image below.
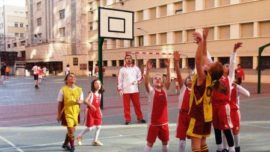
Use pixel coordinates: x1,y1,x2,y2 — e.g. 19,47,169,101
178,140,186,152
162,145,168,152
144,145,152,152
94,126,101,141
229,146,235,152
217,144,223,151
234,134,240,147
78,127,91,137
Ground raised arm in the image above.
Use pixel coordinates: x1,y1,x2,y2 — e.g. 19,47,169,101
229,42,242,84
164,59,171,90
174,51,184,88
193,31,206,85
144,60,152,93
236,84,250,97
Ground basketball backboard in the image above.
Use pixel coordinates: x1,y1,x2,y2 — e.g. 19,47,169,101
98,7,134,40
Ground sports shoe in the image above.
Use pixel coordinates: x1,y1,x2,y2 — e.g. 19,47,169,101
62,144,71,151
125,121,130,125
76,136,82,146
70,147,75,152
138,119,146,123
92,140,103,146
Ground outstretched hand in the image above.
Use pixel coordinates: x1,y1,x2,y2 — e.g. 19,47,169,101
146,60,153,70
192,32,202,44
233,42,243,52
164,59,170,68
173,51,181,61
203,28,209,40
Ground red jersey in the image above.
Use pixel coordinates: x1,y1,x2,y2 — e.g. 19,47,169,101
150,89,168,125
230,85,239,110
86,93,102,127
179,87,190,112
236,68,244,79
212,76,230,105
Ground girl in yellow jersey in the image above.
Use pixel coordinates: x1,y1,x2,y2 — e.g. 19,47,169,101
57,73,84,152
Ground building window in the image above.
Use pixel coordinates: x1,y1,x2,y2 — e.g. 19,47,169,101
119,60,124,66
103,40,107,49
20,33,24,38
59,9,65,19
187,29,195,42
187,58,195,70
20,23,24,27
112,60,117,67
136,10,143,22
186,0,195,12
137,59,144,69
36,1,41,11
13,42,17,47
15,33,19,37
241,22,253,38
240,57,253,69
220,0,230,6
59,27,65,37
117,40,124,48
150,34,156,45
159,5,167,17
160,33,167,45
14,22,18,27
149,7,156,19
73,57,78,66
175,31,182,43
38,33,42,38
7,44,10,48
219,25,230,40
103,61,108,67
20,40,26,46
261,56,270,69
138,36,144,46
259,20,270,37
207,27,214,40
174,1,183,14
130,40,134,47
205,0,215,9
218,57,229,65
89,22,93,30
150,59,156,68
159,59,167,68
37,18,42,26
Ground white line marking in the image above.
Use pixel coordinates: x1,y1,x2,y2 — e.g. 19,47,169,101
0,135,24,152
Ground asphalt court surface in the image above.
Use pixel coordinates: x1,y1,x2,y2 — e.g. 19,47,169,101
0,76,270,151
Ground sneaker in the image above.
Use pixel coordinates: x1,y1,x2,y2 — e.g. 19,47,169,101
138,119,146,123
92,140,103,146
76,136,82,146
70,147,75,152
222,149,229,152
62,144,71,151
125,121,130,125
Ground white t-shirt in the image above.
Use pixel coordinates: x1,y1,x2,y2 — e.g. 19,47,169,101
32,65,38,75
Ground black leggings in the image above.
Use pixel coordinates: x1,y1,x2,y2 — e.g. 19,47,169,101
214,128,234,147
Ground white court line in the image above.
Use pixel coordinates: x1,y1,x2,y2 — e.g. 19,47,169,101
0,121,270,151
0,135,24,152
0,125,148,151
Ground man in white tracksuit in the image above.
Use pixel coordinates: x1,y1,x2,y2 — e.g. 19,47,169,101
118,54,146,125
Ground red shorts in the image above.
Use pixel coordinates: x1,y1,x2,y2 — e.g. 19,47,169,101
231,109,240,134
147,124,169,144
176,110,190,139
212,104,233,130
85,108,102,127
